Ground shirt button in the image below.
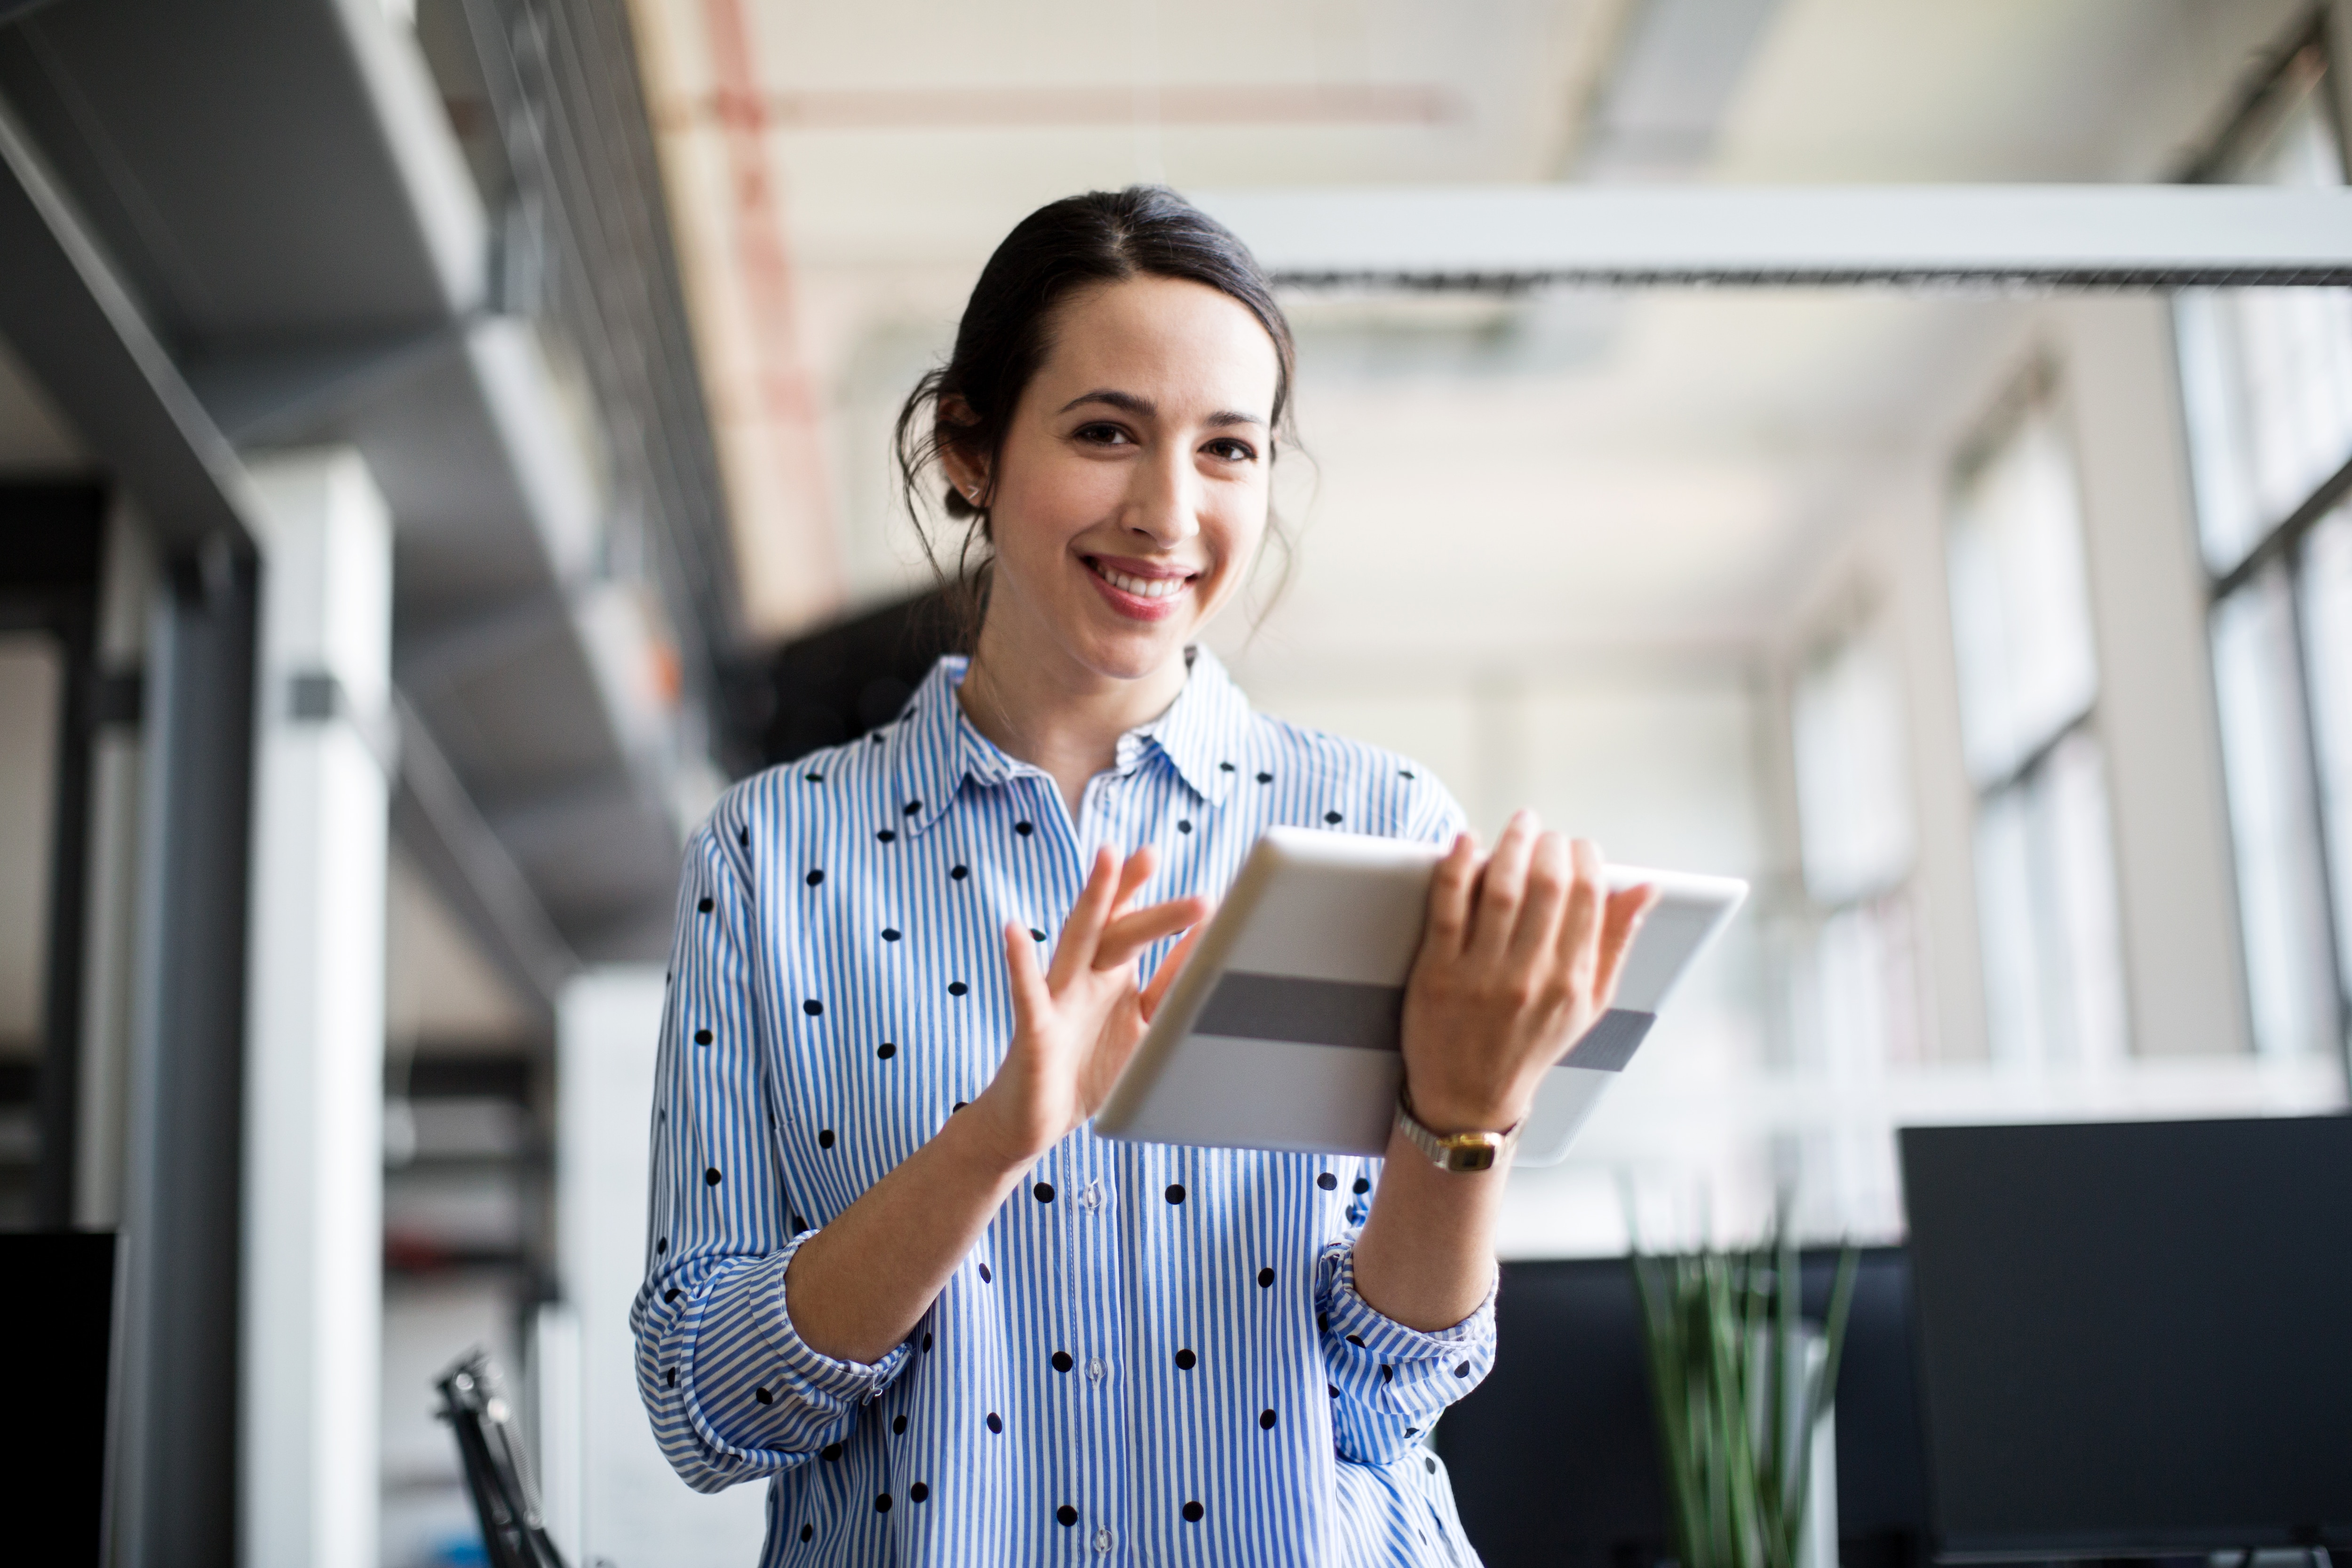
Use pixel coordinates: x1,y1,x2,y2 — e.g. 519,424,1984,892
1086,1356,1106,1384
1093,1528,1114,1553
1080,1180,1104,1213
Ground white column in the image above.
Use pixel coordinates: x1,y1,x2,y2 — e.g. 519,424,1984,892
239,448,393,1568
557,969,768,1568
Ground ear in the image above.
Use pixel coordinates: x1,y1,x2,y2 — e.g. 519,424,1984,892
937,396,988,504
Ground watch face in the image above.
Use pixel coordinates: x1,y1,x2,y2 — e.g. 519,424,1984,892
1448,1144,1498,1173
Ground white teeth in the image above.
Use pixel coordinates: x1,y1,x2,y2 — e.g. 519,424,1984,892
1095,563,1189,600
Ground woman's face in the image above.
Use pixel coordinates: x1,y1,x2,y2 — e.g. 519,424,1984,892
958,274,1280,685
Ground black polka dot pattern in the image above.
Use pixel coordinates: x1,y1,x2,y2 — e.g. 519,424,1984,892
1051,1351,1073,1373
1165,1183,1186,1204
882,927,901,941
1175,1348,1196,1370
904,800,922,816
1352,1177,1371,1194
704,1167,722,1186
985,1412,1001,1433
665,1367,676,1386
875,1493,892,1512
800,1523,815,1542
804,772,824,784
1183,1501,1205,1523
1257,1266,1276,1288
1317,1172,1339,1191
951,864,969,880
697,897,714,913
1256,772,1273,783
978,1263,991,1283
948,980,969,996
1033,1182,1055,1203
693,1028,712,1045
892,1414,908,1434
1178,819,1192,834
876,828,896,843
1056,1505,1079,1528
755,1387,772,1405
1029,928,1046,941
1014,821,1033,836
820,1443,842,1462
877,1042,897,1059
803,999,824,1016
911,1482,930,1503
1454,1360,1472,1377
1259,1408,1278,1430
817,1130,835,1149
805,869,824,886
656,1237,667,1253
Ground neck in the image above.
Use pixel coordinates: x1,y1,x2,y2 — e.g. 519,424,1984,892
958,609,1190,820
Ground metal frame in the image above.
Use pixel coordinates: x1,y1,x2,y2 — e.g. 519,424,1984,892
0,80,256,1568
1191,185,2352,290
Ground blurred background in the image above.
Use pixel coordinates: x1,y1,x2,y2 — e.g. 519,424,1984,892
1,0,2347,1563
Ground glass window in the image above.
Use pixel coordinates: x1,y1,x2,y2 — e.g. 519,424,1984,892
1792,626,1923,1070
1947,385,2130,1067
2175,40,2352,1064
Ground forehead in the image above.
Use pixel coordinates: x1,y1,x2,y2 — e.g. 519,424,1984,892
1031,275,1280,412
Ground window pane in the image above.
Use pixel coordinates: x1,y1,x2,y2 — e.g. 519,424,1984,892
2176,70,2352,573
1815,893,1925,1074
2300,508,2352,1023
1973,730,2129,1066
2211,567,2337,1057
1948,404,2100,784
1793,629,1913,905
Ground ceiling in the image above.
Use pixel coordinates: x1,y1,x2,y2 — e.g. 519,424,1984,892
631,0,2309,677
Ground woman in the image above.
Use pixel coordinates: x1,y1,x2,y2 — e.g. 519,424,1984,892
634,186,1654,1565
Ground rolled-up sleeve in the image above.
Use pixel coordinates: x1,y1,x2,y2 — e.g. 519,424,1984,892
628,813,913,1491
1315,1242,1497,1467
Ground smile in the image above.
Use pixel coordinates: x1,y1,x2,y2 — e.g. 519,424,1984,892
1086,558,1196,601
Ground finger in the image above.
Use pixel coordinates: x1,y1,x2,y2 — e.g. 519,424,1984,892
1139,912,1213,1022
1592,882,1662,1007
1003,921,1054,1037
1111,843,1159,914
1050,848,1123,989
1422,832,1480,960
1096,894,1211,973
1468,810,1540,963
1507,831,1573,968
1555,838,1607,988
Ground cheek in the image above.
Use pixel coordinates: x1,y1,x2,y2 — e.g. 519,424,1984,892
996,447,1124,560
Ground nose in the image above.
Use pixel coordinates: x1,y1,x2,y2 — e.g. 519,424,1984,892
1120,441,1198,548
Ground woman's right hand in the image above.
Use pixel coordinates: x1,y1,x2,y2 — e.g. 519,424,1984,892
969,845,1209,1168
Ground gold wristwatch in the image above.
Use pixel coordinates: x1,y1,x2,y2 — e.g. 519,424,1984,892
1394,1086,1521,1173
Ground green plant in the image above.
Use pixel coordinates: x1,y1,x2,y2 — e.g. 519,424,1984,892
1629,1224,1859,1568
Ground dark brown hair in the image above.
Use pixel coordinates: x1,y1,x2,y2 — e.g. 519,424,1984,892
892,186,1299,623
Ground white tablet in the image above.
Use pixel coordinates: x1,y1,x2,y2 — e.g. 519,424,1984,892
1095,827,1746,1166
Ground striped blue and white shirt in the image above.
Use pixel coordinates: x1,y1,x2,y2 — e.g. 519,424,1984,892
633,649,1496,1565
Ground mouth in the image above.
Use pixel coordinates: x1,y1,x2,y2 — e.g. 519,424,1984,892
1082,555,1200,621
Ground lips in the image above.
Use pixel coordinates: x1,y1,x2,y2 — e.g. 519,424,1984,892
1082,555,1198,622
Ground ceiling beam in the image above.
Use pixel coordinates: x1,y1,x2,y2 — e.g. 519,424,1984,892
1190,185,2352,289
0,95,256,552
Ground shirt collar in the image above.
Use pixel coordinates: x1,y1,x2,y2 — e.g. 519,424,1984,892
885,648,1249,838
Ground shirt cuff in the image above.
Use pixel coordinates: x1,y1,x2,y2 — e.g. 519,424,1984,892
1316,1241,1497,1352
682,1230,914,1461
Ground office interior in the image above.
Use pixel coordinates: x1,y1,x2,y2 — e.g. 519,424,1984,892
0,0,2346,1563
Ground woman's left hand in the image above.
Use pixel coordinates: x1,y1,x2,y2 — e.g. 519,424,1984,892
1399,811,1661,1135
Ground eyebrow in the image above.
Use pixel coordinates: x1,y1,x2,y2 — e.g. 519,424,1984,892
1057,388,1266,429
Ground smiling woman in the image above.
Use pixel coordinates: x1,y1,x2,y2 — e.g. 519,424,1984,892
633,186,1653,1567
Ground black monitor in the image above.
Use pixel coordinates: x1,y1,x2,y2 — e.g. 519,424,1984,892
1899,1116,2352,1559
1437,1248,1928,1568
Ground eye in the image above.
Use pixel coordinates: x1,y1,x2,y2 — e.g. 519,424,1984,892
1204,437,1257,463
1073,422,1133,447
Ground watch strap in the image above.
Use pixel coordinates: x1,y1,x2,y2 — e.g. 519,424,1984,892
1394,1088,1521,1173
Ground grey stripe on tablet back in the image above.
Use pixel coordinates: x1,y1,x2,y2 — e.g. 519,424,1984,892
1194,972,1403,1052
1192,970,1655,1073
